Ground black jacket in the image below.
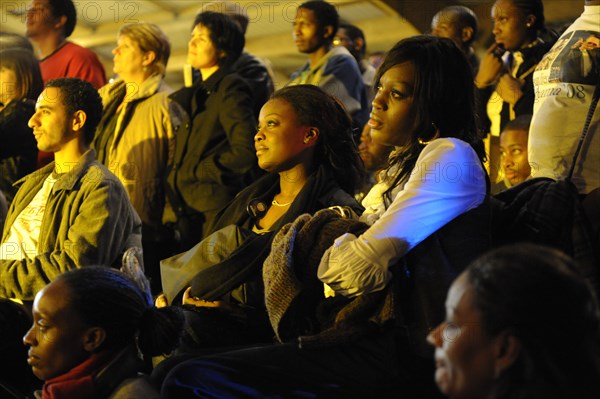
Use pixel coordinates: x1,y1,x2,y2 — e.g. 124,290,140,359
0,100,38,204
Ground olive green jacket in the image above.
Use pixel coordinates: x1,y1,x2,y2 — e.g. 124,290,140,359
0,149,142,300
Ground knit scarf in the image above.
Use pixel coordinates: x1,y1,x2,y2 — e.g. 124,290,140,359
42,350,116,399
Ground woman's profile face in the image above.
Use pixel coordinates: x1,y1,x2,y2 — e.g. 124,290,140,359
0,67,17,107
188,24,219,71
427,273,498,399
23,279,90,381
112,34,147,79
492,0,533,51
255,98,312,173
369,62,416,147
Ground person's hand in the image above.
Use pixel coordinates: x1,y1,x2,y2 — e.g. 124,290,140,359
182,287,245,320
496,74,524,105
155,293,168,308
475,43,505,88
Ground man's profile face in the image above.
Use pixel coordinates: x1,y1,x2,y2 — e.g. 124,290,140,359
293,8,326,54
431,11,462,48
25,0,56,38
28,87,75,153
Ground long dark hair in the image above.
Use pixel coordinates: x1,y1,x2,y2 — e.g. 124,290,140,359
467,244,600,399
271,85,366,194
375,35,485,204
58,267,183,358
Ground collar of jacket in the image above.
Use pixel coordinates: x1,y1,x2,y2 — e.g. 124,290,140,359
14,149,98,192
104,73,168,105
168,65,235,113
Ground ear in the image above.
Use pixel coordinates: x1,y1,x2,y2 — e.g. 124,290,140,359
304,127,320,145
323,25,334,41
81,327,106,352
71,110,87,133
54,15,67,31
492,331,521,379
143,51,157,67
354,37,365,52
461,26,474,44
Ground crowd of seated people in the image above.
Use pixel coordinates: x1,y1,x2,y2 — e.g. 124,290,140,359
0,0,598,397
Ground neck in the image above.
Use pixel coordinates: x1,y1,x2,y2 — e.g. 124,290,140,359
277,163,312,201
123,71,153,93
54,141,87,173
308,44,331,67
200,65,220,81
33,33,66,59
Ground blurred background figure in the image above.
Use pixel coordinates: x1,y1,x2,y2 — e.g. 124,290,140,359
355,124,392,202
428,243,600,399
431,5,480,75
334,23,377,102
0,48,42,205
164,11,257,251
23,0,107,169
92,22,175,294
474,0,553,186
0,31,34,52
494,114,532,193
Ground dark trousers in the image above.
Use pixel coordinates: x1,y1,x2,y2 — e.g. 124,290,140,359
159,330,443,399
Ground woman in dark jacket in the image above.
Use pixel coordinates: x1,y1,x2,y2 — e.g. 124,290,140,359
0,48,42,204
164,11,258,251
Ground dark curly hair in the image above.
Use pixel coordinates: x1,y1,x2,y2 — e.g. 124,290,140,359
45,78,103,146
467,244,600,399
57,266,184,358
192,11,245,68
271,85,366,194
374,35,486,204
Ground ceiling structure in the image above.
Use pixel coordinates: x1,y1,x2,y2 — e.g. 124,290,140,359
1,0,584,88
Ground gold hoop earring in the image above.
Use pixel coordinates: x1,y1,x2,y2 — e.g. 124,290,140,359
418,137,431,145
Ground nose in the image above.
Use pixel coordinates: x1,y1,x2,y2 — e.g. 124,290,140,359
427,323,444,348
254,128,265,142
23,324,37,347
28,111,39,129
112,46,119,55
492,21,501,36
371,89,385,111
502,153,514,169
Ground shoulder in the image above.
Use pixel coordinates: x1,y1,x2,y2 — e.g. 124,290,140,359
419,138,480,162
64,42,101,60
107,375,159,399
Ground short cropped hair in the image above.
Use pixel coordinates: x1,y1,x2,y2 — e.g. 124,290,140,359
118,23,171,76
299,1,339,43
45,78,103,145
48,0,77,38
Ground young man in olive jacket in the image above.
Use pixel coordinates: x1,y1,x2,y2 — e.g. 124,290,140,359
0,78,142,302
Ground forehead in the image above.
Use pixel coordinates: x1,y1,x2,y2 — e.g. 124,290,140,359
500,129,528,145
381,61,416,84
34,279,73,320
492,0,520,16
296,8,317,23
446,272,475,313
432,10,458,27
36,86,64,109
260,98,295,117
192,24,211,36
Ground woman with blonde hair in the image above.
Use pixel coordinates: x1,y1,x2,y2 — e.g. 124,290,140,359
93,22,176,292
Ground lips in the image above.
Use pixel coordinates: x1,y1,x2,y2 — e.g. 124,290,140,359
368,114,383,129
255,145,268,155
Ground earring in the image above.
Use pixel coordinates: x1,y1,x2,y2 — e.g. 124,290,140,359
526,23,531,27
418,137,431,145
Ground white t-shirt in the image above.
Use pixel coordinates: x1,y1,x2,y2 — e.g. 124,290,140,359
318,138,486,298
528,5,600,194
0,174,58,260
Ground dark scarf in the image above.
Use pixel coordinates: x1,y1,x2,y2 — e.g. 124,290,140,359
41,350,116,399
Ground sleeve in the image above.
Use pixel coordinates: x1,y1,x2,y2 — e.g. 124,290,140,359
320,55,364,115
317,139,487,298
0,175,140,300
193,77,257,185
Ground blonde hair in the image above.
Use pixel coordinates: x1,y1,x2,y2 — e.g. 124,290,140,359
118,23,171,76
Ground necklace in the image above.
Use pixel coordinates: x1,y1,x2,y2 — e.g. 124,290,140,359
272,199,293,207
